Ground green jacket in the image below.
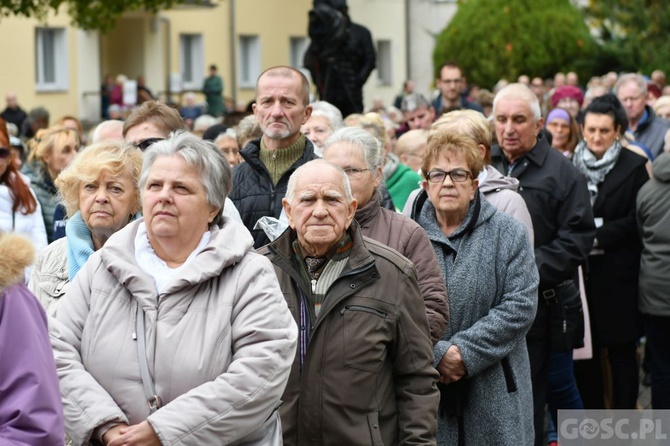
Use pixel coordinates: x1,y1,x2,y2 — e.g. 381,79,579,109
202,75,224,116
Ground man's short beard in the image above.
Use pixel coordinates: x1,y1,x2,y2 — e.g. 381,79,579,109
263,123,292,140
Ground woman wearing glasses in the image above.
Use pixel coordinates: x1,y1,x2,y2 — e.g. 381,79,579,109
408,131,539,445
322,127,448,344
0,118,47,281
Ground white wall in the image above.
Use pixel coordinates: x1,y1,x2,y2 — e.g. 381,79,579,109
348,0,407,111
407,0,458,98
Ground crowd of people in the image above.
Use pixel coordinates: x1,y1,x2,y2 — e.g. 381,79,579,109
1,61,669,446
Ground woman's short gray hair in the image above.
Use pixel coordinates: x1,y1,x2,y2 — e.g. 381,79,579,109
322,127,384,174
139,131,232,226
310,101,343,130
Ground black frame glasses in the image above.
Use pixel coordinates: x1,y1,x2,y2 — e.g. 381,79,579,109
425,168,472,183
0,147,11,159
135,138,165,151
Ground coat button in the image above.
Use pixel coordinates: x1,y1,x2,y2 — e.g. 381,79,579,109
373,424,378,429
350,283,356,289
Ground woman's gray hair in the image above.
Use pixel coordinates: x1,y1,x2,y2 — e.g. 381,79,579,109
140,131,232,226
310,101,344,130
285,160,354,204
214,128,238,145
323,127,384,174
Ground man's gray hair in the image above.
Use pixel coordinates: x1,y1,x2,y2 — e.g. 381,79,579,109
401,93,432,113
493,83,542,121
285,160,354,204
140,131,232,226
323,127,383,174
310,101,343,130
91,120,124,144
614,73,647,96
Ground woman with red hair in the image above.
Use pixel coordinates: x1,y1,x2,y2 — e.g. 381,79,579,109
0,118,47,280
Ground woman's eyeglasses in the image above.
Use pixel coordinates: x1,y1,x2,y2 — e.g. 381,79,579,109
0,148,11,159
135,138,165,151
425,168,472,183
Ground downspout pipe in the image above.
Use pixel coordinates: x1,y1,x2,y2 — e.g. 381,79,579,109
229,0,237,108
160,15,172,103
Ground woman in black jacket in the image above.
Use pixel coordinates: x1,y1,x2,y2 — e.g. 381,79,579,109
572,94,649,409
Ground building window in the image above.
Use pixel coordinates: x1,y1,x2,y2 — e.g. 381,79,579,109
376,39,392,86
239,35,260,89
290,37,309,69
35,28,68,91
180,34,204,91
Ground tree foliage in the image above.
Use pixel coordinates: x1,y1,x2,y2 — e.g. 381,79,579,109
433,0,597,88
0,0,199,33
582,0,670,75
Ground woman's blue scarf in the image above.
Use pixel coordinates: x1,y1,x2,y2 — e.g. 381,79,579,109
66,210,140,280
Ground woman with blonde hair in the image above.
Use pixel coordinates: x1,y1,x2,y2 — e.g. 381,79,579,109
22,125,79,241
29,141,142,316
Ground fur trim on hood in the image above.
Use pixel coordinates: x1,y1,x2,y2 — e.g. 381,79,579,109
0,232,35,291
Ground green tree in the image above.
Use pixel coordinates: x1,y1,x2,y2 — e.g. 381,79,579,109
433,0,597,88
583,0,670,75
0,0,203,33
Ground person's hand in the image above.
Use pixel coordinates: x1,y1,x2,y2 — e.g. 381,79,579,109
102,424,129,445
107,421,161,446
436,345,466,384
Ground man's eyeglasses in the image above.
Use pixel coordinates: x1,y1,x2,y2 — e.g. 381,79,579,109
0,148,11,159
425,169,472,183
135,138,164,151
343,167,370,177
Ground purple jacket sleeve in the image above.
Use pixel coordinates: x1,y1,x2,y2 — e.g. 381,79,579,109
0,284,64,446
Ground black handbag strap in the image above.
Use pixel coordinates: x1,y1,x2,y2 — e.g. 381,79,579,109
136,304,162,414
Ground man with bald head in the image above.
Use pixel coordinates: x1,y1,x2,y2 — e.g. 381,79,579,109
230,66,317,247
260,159,438,445
1,92,28,130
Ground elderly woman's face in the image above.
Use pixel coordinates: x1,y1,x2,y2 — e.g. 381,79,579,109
44,133,79,177
582,113,619,160
323,141,380,208
142,155,219,244
301,115,332,151
546,118,570,150
80,169,138,249
422,150,478,220
215,135,242,167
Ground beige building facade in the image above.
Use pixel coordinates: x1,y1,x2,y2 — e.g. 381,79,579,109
0,0,408,125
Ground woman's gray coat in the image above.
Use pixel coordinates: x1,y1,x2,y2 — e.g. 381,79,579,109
410,190,539,445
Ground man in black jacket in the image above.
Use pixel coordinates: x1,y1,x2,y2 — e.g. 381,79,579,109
230,66,315,248
490,83,595,446
304,0,376,118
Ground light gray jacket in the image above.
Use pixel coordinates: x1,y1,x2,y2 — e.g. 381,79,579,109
49,218,298,445
28,237,68,316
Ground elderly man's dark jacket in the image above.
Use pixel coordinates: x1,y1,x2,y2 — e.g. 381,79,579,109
260,223,439,446
634,105,670,159
230,138,317,248
491,135,595,340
